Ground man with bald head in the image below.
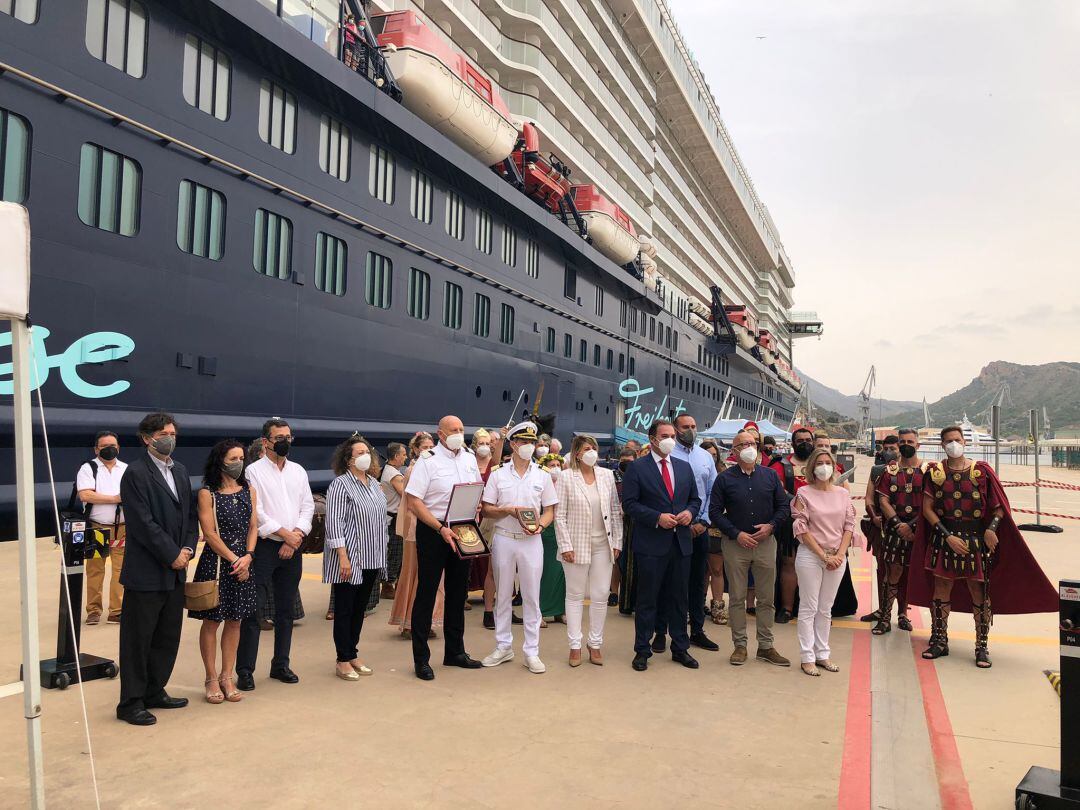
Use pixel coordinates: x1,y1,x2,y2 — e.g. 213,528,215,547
405,415,484,680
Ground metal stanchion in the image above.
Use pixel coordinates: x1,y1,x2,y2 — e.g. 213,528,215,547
1018,408,1063,534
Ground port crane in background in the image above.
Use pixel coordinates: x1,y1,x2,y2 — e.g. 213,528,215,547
977,383,1013,429
857,366,876,452
923,397,932,428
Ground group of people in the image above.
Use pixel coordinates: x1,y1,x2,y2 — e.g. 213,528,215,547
78,407,1057,725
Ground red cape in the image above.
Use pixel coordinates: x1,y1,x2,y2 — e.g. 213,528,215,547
907,461,1058,614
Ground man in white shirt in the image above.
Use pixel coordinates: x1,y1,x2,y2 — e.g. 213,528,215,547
480,421,557,674
236,418,314,691
78,430,128,624
404,415,484,680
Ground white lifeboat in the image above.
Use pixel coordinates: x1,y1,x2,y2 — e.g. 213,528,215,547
571,185,639,265
757,330,777,366
724,305,759,352
638,234,658,259
374,12,517,165
688,314,712,336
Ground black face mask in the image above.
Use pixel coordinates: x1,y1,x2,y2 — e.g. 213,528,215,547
793,441,813,460
272,438,291,457
882,450,898,463
619,460,631,472
98,445,119,461
899,444,917,459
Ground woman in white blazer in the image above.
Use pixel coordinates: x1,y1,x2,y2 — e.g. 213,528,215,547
554,435,624,666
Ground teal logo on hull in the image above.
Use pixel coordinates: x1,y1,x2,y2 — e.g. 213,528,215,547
0,326,135,399
619,378,686,432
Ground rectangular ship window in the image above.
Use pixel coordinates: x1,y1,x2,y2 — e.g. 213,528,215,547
410,169,433,223
258,79,296,153
499,303,515,345
365,251,392,309
0,108,32,204
593,344,600,367
525,239,539,278
579,339,587,363
408,267,430,320
183,35,230,121
176,179,225,260
473,293,490,338
445,192,465,240
252,208,292,279
563,333,572,358
595,286,604,317
475,210,492,254
501,226,516,267
368,144,395,203
443,281,463,329
564,265,576,300
314,232,347,296
78,143,140,236
1,0,38,23
545,327,555,353
318,115,350,181
85,0,147,79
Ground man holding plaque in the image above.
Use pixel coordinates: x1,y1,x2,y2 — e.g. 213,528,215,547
480,421,558,674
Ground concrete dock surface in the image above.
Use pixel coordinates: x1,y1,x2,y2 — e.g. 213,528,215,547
0,458,1074,809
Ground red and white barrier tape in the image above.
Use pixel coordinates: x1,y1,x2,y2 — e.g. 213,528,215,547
1013,507,1080,521
1001,478,1080,492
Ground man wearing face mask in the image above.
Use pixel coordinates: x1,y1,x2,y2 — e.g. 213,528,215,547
116,413,197,726
653,414,719,653
78,431,127,625
236,418,315,691
480,422,558,673
711,429,792,667
621,419,701,671
908,426,1056,668
405,415,485,680
768,426,815,623
860,435,900,625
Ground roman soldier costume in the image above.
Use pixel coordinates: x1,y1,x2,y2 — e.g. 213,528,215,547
871,460,923,634
908,459,1057,667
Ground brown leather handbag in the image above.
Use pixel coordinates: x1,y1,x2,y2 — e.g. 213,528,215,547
184,492,220,611
299,494,327,554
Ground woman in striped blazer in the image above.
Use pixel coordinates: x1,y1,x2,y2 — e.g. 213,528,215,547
554,435,623,666
323,434,388,681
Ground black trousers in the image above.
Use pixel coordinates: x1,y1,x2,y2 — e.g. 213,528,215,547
634,542,691,656
238,538,303,675
332,573,378,662
654,531,709,637
411,522,470,665
117,586,184,716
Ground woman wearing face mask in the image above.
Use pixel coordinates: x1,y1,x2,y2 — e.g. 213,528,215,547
389,433,444,637
791,448,856,676
554,436,623,665
470,428,505,628
613,447,638,613
538,453,567,626
323,436,388,680
190,440,259,704
699,438,728,625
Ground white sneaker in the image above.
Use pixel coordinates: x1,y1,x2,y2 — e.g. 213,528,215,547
481,647,514,667
524,655,546,674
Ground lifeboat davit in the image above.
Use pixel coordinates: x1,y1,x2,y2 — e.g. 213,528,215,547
571,185,639,265
724,305,759,352
757,329,777,366
494,122,572,214
374,11,517,165
689,314,712,336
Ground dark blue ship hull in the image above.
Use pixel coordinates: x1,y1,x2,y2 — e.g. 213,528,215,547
0,0,795,531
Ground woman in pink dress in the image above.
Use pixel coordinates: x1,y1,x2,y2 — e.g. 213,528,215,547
388,433,444,637
791,447,856,677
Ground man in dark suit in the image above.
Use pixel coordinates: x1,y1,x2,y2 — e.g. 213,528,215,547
620,419,702,671
116,412,197,726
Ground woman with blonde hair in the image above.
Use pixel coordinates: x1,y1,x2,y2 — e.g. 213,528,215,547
388,432,443,637
554,435,623,665
791,447,856,676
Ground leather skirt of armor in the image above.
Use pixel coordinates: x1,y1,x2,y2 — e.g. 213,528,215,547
879,520,915,567
926,521,995,582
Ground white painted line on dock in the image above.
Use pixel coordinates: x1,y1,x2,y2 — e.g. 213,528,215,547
0,680,24,699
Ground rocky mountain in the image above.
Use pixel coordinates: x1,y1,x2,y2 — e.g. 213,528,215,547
884,361,1080,436
796,371,921,420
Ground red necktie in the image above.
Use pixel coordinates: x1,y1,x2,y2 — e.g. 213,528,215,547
660,458,674,500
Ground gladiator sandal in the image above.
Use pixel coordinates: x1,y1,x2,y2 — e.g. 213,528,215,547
973,601,992,669
921,600,951,659
872,580,899,635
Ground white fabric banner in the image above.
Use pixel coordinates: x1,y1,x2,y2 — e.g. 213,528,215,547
0,203,30,320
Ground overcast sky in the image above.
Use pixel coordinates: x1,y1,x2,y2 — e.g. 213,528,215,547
670,0,1080,400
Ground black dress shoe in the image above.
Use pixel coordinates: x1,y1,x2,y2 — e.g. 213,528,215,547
415,663,435,680
236,671,255,691
144,695,188,709
117,708,157,726
443,653,482,669
483,610,495,630
651,634,666,653
671,650,700,669
269,667,299,684
631,653,649,671
775,609,793,624
689,631,720,651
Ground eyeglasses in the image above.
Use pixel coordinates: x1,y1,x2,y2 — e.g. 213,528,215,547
733,442,756,451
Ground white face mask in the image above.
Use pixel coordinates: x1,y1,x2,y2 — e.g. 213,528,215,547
738,446,758,464
546,467,561,480
944,440,964,459
420,448,434,459
534,445,549,458
814,464,833,481
517,443,535,461
475,444,491,458
353,453,372,472
657,437,677,456
444,433,465,451
580,449,599,467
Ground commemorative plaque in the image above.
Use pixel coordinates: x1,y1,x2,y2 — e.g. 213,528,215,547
444,482,490,559
517,508,540,534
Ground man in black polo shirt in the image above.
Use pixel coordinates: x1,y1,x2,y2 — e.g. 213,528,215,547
709,430,791,667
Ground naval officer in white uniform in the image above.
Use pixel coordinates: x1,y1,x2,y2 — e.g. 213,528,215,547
480,421,558,673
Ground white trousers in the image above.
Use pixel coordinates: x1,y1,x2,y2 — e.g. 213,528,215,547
561,535,613,650
492,531,543,657
795,545,848,664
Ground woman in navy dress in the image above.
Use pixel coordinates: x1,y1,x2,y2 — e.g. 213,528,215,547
189,440,259,703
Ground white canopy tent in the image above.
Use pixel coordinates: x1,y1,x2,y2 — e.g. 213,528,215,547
0,202,44,808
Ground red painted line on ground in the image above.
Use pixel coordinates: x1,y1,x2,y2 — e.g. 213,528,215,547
838,563,873,810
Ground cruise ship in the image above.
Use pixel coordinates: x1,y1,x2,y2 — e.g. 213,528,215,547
0,0,821,519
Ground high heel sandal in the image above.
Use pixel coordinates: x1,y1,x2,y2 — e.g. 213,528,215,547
204,678,225,704
588,647,603,666
219,675,243,702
